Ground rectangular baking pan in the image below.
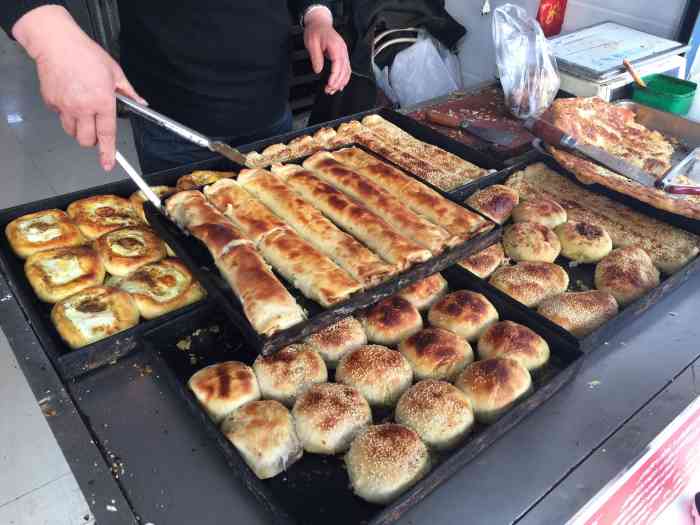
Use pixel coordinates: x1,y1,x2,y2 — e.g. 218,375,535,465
0,174,209,380
142,265,584,525
454,154,700,352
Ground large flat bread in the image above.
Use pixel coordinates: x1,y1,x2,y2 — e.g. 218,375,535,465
302,151,454,252
237,168,395,286
203,179,286,246
165,190,304,334
217,244,306,335
259,228,362,307
545,97,700,220
332,147,493,240
506,163,700,274
273,165,431,269
362,114,488,187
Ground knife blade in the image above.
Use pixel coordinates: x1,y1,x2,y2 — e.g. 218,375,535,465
116,94,249,167
425,110,518,147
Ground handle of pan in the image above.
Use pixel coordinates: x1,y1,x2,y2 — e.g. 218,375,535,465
116,93,212,150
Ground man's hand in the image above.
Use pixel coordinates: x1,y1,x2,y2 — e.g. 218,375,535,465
303,8,350,95
13,6,146,171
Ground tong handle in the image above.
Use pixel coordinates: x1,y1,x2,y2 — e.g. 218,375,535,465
425,110,462,129
523,118,577,149
116,94,212,150
662,184,700,196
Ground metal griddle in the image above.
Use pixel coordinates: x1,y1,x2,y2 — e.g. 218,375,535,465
142,265,584,525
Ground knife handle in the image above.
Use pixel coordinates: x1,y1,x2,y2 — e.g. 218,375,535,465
662,184,700,196
425,110,462,129
523,118,576,149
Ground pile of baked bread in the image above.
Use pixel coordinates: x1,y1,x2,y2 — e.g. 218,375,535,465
458,162,700,337
189,272,550,504
5,186,205,349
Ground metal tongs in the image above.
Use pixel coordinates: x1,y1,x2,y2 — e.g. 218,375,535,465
116,94,248,166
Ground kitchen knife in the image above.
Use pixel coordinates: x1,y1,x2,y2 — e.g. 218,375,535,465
116,94,249,167
425,109,518,146
524,118,700,196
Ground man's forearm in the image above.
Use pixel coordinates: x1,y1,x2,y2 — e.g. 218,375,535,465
0,1,64,38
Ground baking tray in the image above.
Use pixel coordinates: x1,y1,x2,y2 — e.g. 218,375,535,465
0,173,210,380
454,154,700,352
145,195,500,356
142,265,584,525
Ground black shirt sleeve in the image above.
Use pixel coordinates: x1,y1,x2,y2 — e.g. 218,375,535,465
288,0,332,23
0,1,64,37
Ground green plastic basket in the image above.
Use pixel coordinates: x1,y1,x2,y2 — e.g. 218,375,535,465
632,74,697,115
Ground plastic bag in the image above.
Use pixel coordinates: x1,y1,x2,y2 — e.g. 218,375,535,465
374,32,463,108
492,4,560,119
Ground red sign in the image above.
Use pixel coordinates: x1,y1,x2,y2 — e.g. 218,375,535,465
570,396,700,525
537,0,567,37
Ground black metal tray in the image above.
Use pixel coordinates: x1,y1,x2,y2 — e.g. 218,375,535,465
0,173,209,380
454,154,700,352
146,198,500,356
141,265,584,525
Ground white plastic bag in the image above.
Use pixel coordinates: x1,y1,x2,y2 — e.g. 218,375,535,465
375,33,463,108
492,4,560,119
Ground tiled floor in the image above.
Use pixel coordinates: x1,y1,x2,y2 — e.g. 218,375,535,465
0,30,137,523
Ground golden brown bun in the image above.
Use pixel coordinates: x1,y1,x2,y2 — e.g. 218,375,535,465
252,344,328,406
458,243,505,279
594,246,660,306
555,221,612,263
396,273,448,311
112,258,205,319
303,317,367,368
6,209,84,259
188,361,261,423
455,358,532,424
398,328,474,381
292,382,371,454
503,222,561,263
129,186,177,223
345,423,430,504
94,226,167,277
336,345,413,407
221,400,303,479
537,291,618,337
511,198,567,229
25,246,105,303
489,262,569,307
395,380,474,450
51,285,139,349
176,170,234,191
477,321,550,371
465,184,519,224
67,195,141,240
428,290,499,342
360,296,423,346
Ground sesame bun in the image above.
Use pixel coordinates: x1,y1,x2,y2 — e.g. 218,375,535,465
395,380,474,450
512,198,567,229
594,246,659,306
396,273,448,311
555,221,612,263
360,296,423,346
345,423,430,504
398,328,474,381
221,400,302,479
537,291,618,337
292,383,371,454
477,321,550,371
252,344,328,406
335,345,413,407
188,361,261,423
455,358,532,424
489,262,569,307
303,316,367,368
427,290,499,342
503,222,561,263
465,185,519,225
